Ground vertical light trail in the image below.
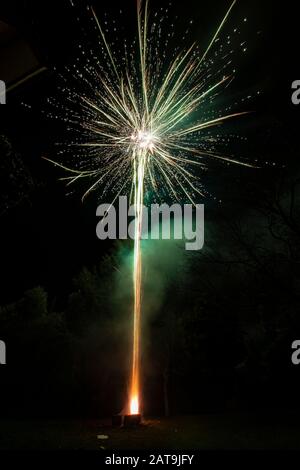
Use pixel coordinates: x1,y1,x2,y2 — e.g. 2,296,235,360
130,149,146,415
129,0,149,416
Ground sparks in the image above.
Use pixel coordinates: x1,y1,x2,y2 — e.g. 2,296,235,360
45,0,259,417
131,130,156,153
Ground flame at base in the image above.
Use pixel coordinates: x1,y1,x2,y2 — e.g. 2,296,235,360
130,395,139,415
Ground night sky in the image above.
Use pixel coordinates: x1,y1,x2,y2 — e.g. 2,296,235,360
0,0,298,304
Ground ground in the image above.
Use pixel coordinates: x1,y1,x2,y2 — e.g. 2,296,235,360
0,413,299,450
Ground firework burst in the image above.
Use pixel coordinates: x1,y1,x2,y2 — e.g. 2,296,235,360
46,0,258,204
45,0,260,415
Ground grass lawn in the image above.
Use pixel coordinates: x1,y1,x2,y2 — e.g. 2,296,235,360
0,412,300,450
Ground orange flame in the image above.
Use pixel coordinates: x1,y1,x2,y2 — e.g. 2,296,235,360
130,395,139,415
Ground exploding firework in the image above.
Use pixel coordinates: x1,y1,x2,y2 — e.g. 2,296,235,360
45,0,260,416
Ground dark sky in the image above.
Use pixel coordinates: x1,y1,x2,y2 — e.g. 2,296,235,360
0,0,299,305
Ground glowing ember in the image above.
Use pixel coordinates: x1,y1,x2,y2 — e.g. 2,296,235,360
130,395,139,415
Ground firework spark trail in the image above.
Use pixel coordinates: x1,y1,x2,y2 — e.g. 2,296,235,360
128,0,150,416
44,0,261,415
130,149,146,415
